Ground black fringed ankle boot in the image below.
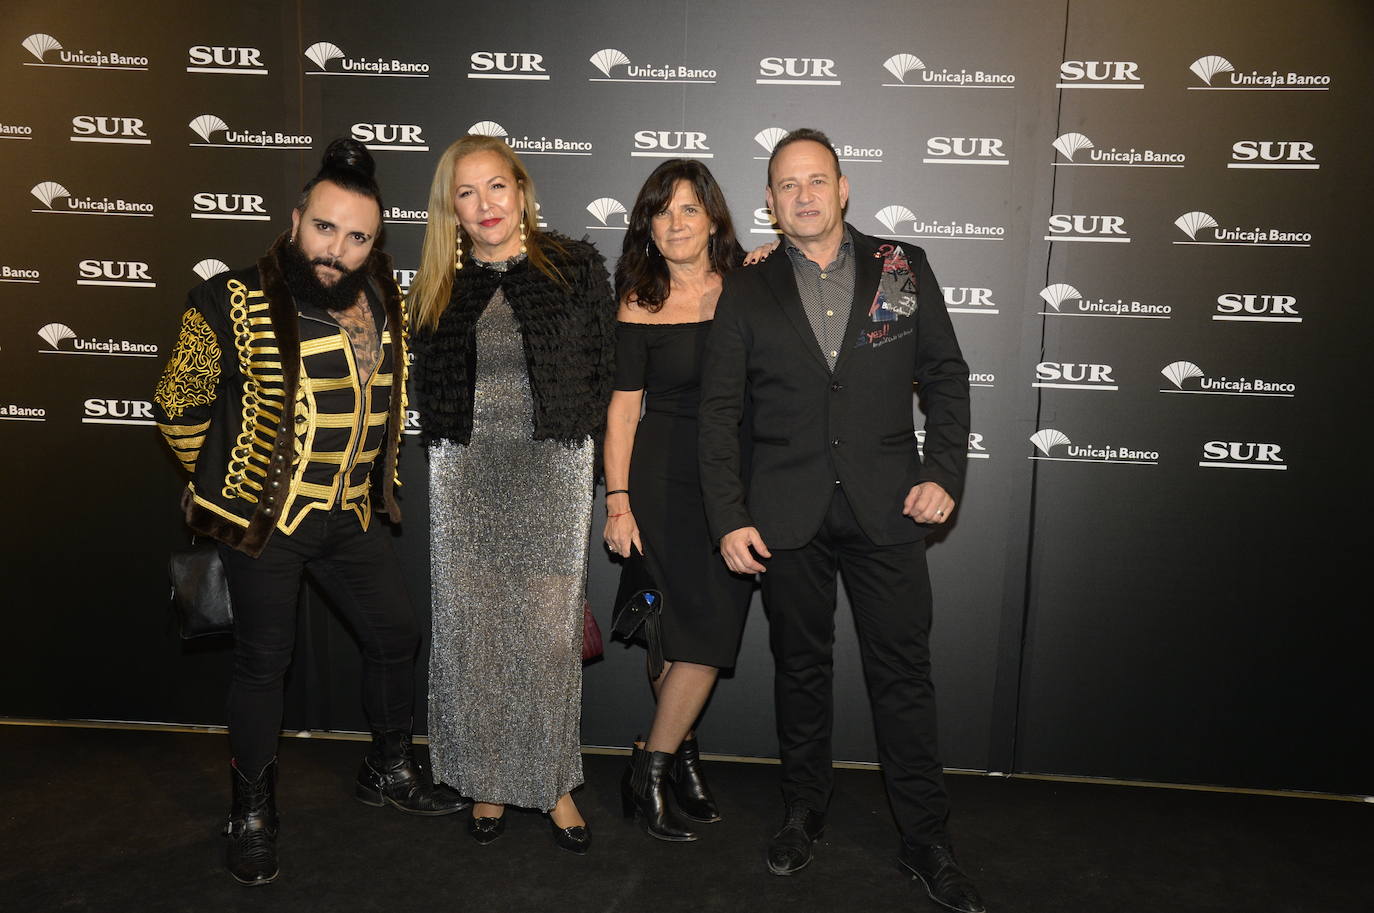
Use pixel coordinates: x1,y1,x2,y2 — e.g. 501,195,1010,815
226,757,279,886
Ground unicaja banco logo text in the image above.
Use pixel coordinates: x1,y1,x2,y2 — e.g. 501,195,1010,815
754,126,882,163
39,322,158,357
304,41,429,77
588,48,716,83
881,52,1015,88
1052,132,1184,167
1173,211,1310,247
32,180,154,218
468,120,593,156
22,33,148,70
0,403,46,422
1159,361,1295,397
1,265,41,283
189,114,311,150
1029,428,1158,465
876,205,1005,242
383,203,428,225
1188,54,1329,91
1039,282,1171,319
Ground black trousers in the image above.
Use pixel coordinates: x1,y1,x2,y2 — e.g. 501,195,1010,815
760,487,949,846
218,508,419,774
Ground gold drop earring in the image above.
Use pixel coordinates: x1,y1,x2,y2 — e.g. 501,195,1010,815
519,217,527,255
454,230,463,271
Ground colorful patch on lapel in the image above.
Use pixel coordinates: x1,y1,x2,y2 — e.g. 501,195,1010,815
869,243,918,322
854,322,913,349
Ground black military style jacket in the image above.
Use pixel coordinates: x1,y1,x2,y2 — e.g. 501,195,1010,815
152,232,408,557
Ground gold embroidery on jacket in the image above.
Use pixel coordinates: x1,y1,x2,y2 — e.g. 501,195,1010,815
154,309,221,420
222,280,292,504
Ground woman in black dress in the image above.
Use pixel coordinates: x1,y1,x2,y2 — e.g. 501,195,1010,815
603,159,755,841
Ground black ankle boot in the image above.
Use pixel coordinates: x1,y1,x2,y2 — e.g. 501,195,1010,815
226,758,279,886
669,737,721,823
620,745,697,842
355,731,470,816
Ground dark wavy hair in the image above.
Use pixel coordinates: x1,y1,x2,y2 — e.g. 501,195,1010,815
615,159,743,312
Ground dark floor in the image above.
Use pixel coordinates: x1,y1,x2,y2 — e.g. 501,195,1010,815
0,725,1368,913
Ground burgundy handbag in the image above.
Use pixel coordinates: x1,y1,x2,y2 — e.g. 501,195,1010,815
582,599,604,661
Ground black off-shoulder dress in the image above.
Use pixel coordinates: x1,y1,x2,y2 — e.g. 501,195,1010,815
614,320,753,668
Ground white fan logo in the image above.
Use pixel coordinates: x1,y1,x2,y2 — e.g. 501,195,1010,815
1052,133,1094,161
882,53,925,83
304,42,344,70
1189,55,1234,86
1160,361,1204,389
589,48,631,77
585,198,627,228
22,33,62,62
754,127,787,153
875,205,916,234
1174,211,1218,241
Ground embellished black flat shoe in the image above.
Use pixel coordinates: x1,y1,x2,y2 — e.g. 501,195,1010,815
548,816,591,855
468,814,506,845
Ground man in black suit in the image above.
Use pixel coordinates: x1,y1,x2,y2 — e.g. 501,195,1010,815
699,129,984,913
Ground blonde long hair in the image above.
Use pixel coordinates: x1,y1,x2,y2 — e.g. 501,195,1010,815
409,135,566,332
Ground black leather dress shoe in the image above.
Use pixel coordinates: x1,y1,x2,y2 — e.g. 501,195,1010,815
468,814,506,845
766,803,825,875
548,816,592,855
898,842,987,913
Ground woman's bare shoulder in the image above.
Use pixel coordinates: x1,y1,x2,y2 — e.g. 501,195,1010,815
618,295,657,324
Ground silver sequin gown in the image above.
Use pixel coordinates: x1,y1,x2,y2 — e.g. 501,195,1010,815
427,271,593,811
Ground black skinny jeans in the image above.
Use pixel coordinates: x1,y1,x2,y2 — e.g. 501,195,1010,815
218,508,419,774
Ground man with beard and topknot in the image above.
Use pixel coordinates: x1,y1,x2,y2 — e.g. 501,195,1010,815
152,138,467,886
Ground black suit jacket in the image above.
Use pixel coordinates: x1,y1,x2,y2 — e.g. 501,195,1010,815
698,226,970,549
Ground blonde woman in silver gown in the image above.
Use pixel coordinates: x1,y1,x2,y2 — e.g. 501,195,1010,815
408,135,616,854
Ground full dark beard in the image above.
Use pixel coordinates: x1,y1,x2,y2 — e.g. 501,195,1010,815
280,236,372,312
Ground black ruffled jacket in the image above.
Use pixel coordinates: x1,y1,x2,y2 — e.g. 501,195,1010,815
412,234,616,447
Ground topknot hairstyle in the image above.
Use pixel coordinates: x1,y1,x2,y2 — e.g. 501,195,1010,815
296,137,384,216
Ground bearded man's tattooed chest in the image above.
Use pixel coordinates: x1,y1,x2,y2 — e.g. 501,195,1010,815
331,298,381,383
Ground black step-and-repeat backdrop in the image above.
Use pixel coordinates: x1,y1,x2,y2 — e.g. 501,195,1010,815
1,0,1368,796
